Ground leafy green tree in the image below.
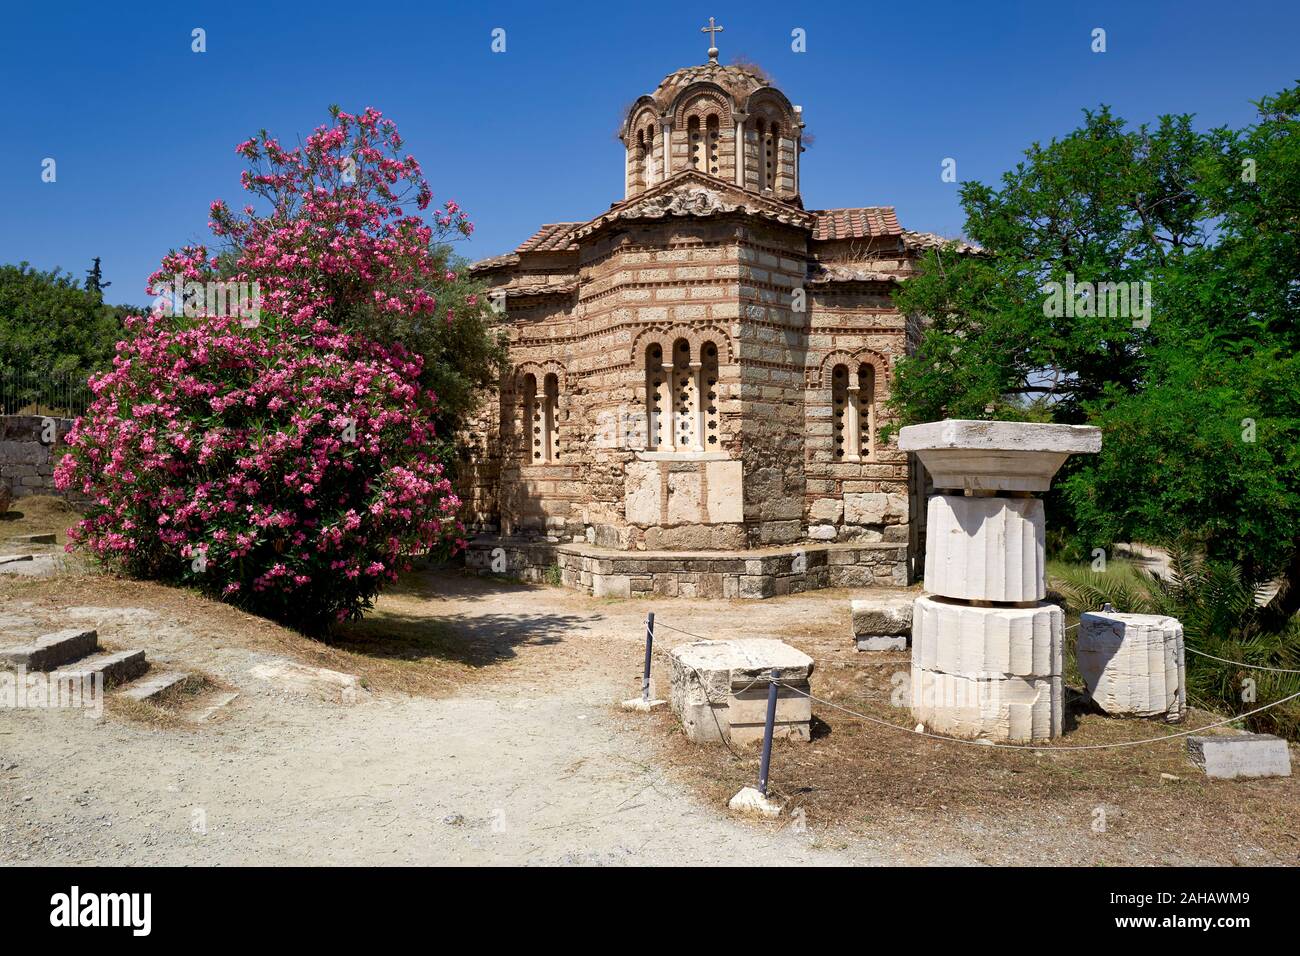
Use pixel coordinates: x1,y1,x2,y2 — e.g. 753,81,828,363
0,263,129,412
84,257,112,295
889,106,1208,426
891,84,1300,627
1065,85,1300,625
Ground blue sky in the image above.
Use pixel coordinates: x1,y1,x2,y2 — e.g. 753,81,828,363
2,0,1295,307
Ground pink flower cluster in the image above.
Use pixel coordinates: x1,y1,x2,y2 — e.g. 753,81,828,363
56,311,461,629
148,107,473,332
61,107,475,631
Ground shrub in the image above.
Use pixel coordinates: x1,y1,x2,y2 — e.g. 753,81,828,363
0,262,132,414
55,311,461,631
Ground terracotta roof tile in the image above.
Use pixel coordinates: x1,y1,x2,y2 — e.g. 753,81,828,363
468,252,520,273
810,207,901,241
515,223,582,254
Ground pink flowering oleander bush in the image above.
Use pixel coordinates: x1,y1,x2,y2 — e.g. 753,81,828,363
149,105,472,335
54,311,462,632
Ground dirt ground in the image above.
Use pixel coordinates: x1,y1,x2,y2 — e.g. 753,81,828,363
2,503,1297,865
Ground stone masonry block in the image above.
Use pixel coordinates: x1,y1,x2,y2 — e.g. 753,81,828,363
910,664,1062,743
851,596,913,639
1187,734,1292,780
668,639,813,746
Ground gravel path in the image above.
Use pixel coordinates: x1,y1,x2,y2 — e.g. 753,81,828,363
1,573,962,866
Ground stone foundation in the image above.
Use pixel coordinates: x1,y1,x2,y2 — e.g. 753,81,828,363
0,416,82,503
464,535,909,598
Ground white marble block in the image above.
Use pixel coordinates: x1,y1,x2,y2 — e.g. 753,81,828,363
668,639,814,746
923,495,1045,602
1078,611,1186,719
913,596,1062,677
852,596,913,651
910,665,1063,743
899,419,1102,493
1187,735,1292,779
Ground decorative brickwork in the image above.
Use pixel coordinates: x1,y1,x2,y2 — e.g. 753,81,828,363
455,54,960,594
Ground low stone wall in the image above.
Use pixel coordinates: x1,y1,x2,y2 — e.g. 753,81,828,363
0,415,77,501
464,536,909,599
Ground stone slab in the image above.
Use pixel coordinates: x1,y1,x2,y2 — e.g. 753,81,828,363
9,533,56,545
0,629,98,672
899,419,1101,492
850,596,914,638
857,635,908,652
668,638,813,745
53,649,148,689
118,670,190,703
1187,734,1291,780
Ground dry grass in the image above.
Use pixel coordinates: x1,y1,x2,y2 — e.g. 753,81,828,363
639,641,1300,865
104,672,218,729
0,494,78,545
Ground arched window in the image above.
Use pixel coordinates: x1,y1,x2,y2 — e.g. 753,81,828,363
856,363,874,458
522,373,540,461
763,122,780,192
672,338,700,450
702,341,720,446
688,116,703,172
544,373,560,461
635,128,648,191
831,364,848,459
830,362,871,461
645,344,666,450
645,125,656,182
521,371,560,463
706,115,720,175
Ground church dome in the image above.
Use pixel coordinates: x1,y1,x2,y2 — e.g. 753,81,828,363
619,21,803,204
649,62,768,110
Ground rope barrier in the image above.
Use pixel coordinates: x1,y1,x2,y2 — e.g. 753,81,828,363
648,614,1300,754
773,680,1300,752
1184,646,1300,674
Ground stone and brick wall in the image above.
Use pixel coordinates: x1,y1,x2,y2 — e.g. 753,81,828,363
0,415,78,501
449,60,972,594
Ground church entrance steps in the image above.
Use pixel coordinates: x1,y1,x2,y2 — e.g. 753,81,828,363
463,536,908,598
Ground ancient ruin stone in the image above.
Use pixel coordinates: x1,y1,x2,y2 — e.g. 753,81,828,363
668,638,813,745
851,595,913,651
923,495,1045,602
910,665,1063,743
913,597,1062,678
899,419,1101,493
1078,611,1186,719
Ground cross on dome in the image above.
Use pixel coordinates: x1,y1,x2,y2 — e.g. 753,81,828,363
700,17,724,63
